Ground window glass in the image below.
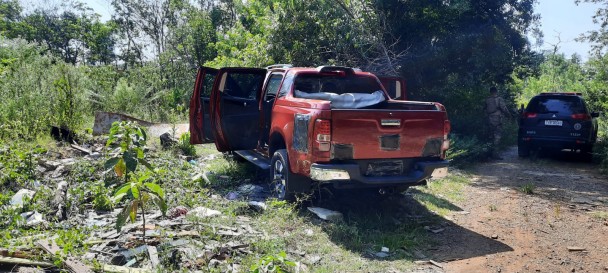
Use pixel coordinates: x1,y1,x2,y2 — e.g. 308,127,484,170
278,73,294,97
222,72,265,99
293,74,383,97
264,74,283,100
526,96,586,115
200,70,217,97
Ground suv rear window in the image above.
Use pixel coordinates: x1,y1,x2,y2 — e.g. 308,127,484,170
526,96,587,115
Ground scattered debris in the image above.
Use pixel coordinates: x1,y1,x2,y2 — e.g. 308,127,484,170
36,239,94,273
424,226,445,234
381,247,390,253
374,252,389,258
491,234,499,239
20,211,46,227
187,207,222,218
567,247,586,252
167,206,189,219
571,197,595,205
70,144,92,155
307,207,343,221
248,201,267,211
429,259,444,269
10,189,35,208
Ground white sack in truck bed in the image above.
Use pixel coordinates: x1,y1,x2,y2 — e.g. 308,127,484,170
294,90,386,109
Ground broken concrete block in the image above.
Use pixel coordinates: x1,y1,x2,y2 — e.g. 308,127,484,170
187,207,221,218
307,207,343,221
10,189,35,208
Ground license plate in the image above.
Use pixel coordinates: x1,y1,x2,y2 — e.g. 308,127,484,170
365,161,403,176
544,120,562,126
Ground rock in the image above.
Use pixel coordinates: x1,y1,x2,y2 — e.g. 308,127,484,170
187,207,221,218
374,252,389,258
491,234,499,239
571,197,594,205
381,247,389,253
10,189,35,208
248,201,267,211
307,207,343,221
52,181,68,220
306,254,321,265
225,192,239,200
58,158,76,166
20,211,46,226
304,229,314,236
168,206,189,219
88,152,102,159
38,159,60,171
160,132,177,148
50,165,66,178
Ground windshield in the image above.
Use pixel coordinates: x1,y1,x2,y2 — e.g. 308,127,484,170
526,96,586,115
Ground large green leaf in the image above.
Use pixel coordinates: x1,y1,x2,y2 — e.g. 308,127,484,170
131,183,140,199
129,201,139,222
104,157,120,170
123,151,138,172
144,182,164,199
116,204,131,232
150,195,167,216
138,158,154,172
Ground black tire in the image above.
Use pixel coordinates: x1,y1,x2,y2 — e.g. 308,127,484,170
270,149,310,201
581,145,594,162
518,143,530,158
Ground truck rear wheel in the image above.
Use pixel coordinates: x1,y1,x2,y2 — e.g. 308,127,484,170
270,149,295,201
270,149,310,201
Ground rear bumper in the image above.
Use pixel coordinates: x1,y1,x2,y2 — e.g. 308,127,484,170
310,160,449,189
519,136,593,149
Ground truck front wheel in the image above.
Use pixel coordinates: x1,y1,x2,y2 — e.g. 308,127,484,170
270,149,295,201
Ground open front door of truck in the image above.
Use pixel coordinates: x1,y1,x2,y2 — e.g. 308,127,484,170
379,76,406,100
211,68,267,152
189,67,218,144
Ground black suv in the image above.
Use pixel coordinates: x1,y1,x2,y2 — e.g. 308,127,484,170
518,93,599,158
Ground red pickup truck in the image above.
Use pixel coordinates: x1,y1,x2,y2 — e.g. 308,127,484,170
189,65,450,200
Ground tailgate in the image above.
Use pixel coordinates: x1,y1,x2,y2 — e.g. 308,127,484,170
331,106,446,159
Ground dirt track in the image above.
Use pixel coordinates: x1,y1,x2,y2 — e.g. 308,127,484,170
430,147,608,273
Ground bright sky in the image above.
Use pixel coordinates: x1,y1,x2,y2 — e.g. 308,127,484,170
25,0,606,61
534,0,603,60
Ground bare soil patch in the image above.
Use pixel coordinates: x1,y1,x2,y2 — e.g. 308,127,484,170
431,147,608,273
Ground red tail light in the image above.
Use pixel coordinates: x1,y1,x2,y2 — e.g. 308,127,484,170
314,119,331,154
571,113,591,120
524,112,537,118
441,120,451,157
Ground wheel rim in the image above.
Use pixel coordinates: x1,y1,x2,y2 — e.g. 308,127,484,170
273,159,286,199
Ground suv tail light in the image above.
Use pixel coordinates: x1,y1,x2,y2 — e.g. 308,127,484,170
314,119,331,154
523,112,537,118
571,113,591,120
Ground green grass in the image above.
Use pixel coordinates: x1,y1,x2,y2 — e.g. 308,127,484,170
589,211,608,220
520,183,535,195
413,174,470,216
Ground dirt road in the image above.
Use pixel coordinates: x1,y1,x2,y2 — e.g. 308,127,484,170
430,147,608,273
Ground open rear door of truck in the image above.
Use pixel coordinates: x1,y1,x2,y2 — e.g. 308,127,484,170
210,68,267,152
189,67,218,144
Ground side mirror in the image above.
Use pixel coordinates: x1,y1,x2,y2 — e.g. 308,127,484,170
591,112,600,118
